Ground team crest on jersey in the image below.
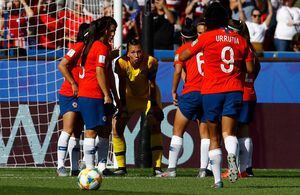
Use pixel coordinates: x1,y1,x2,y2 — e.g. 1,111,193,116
191,39,198,47
72,102,78,108
66,49,75,57
102,116,107,122
98,55,106,63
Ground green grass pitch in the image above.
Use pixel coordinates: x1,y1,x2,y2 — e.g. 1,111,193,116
0,168,300,194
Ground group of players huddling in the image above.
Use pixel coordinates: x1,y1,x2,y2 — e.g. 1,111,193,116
56,1,260,189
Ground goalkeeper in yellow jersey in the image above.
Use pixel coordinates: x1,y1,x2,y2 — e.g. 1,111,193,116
112,38,164,176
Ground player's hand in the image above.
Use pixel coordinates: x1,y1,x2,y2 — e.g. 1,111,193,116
104,95,112,104
172,92,178,106
71,83,78,96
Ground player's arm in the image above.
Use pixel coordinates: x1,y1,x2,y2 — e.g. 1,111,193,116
245,46,255,74
108,62,121,107
179,38,203,61
96,48,112,104
172,54,183,106
96,66,112,104
58,57,78,96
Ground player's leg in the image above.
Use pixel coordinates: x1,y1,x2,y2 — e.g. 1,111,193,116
112,112,130,175
159,92,203,177
78,97,107,169
221,92,243,183
237,101,256,177
96,116,114,176
57,95,80,176
160,108,189,177
68,114,83,176
145,101,164,175
57,111,77,176
203,93,224,188
198,121,212,178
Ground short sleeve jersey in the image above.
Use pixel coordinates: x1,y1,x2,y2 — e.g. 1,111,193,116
115,55,158,99
174,42,203,94
59,42,84,97
186,28,253,94
78,41,109,99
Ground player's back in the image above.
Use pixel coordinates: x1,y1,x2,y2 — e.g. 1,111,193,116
192,28,252,94
78,40,109,99
175,42,203,94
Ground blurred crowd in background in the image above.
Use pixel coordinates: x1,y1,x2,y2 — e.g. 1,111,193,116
0,0,299,57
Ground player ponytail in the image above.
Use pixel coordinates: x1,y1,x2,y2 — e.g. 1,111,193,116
76,23,90,43
180,18,197,43
204,1,228,31
81,16,117,67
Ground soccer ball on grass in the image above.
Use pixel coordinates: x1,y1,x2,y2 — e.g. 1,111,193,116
77,168,102,190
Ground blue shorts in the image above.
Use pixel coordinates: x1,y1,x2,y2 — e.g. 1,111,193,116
78,97,107,129
178,91,203,121
239,101,256,124
203,92,242,122
58,94,79,116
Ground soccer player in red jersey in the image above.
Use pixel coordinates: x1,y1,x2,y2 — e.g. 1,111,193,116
179,2,255,188
77,17,116,170
231,20,261,177
57,23,89,176
158,19,206,177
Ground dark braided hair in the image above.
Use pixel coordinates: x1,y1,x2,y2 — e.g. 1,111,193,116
81,16,117,67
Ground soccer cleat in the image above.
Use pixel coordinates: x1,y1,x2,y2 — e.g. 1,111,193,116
56,166,68,177
238,171,248,178
246,167,254,177
101,168,115,177
211,181,224,189
156,170,176,178
114,168,127,176
78,160,86,170
197,168,207,178
221,169,229,179
227,154,238,183
153,168,163,176
70,170,80,176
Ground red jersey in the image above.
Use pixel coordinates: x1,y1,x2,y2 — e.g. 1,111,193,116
175,42,203,94
186,28,253,94
243,49,257,101
78,41,109,99
59,42,85,97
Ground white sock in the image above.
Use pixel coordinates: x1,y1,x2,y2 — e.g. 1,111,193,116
68,137,80,171
224,136,238,155
207,162,212,171
200,139,210,169
57,131,70,168
83,138,96,169
238,138,247,172
209,148,222,184
168,135,183,169
97,137,109,172
244,137,253,168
